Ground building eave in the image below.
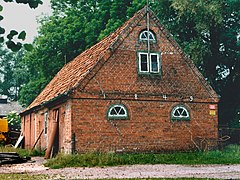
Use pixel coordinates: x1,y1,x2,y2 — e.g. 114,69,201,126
20,91,71,116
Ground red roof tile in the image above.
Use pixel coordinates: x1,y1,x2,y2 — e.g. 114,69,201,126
24,6,219,113
26,7,147,111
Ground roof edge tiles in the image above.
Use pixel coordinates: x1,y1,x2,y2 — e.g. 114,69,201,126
23,7,147,113
22,6,219,114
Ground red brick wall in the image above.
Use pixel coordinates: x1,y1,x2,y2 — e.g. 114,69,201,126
72,99,218,152
71,15,218,152
22,100,73,153
75,17,217,103
22,13,218,153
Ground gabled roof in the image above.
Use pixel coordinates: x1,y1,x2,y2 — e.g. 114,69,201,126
25,7,147,111
0,100,24,117
23,6,219,113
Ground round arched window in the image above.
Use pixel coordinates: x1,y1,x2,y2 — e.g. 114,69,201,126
139,30,156,41
171,105,190,121
107,104,128,120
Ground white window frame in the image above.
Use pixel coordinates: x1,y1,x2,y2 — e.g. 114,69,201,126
138,52,160,74
139,30,155,41
150,53,160,73
107,104,128,120
139,52,149,73
171,105,190,121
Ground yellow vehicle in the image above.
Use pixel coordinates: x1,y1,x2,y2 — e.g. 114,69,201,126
0,118,8,143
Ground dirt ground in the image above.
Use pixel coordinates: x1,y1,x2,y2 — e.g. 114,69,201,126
0,157,240,179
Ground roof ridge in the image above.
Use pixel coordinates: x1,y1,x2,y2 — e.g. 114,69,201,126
24,6,219,113
25,7,147,111
68,7,147,93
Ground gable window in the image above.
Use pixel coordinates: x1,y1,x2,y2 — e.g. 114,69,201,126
171,105,190,121
138,52,160,74
107,104,128,120
139,30,155,41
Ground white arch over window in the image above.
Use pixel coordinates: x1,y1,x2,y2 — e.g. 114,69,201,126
107,104,128,120
139,30,155,41
171,105,190,120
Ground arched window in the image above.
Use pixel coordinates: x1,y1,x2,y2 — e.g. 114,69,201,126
139,30,156,41
171,105,190,121
107,104,128,120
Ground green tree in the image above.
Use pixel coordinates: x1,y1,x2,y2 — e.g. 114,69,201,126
0,45,25,100
19,0,130,105
0,0,42,51
7,112,21,131
167,0,239,127
17,0,239,129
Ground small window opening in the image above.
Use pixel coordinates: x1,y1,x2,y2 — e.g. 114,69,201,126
139,30,155,41
108,104,128,120
138,52,160,74
171,105,190,121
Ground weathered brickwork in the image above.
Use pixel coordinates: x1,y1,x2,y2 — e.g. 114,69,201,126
71,99,217,152
70,14,218,152
21,7,219,153
21,101,73,153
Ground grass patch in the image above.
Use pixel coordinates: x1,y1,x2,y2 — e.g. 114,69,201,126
45,144,240,169
0,146,44,158
0,174,49,180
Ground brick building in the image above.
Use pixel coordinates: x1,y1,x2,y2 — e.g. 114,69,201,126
20,7,219,154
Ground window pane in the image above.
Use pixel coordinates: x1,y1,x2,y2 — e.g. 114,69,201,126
141,32,147,39
182,111,187,116
140,54,148,72
174,110,180,116
110,109,117,115
119,108,125,115
115,107,121,113
149,33,154,40
151,54,158,72
171,106,190,120
108,105,128,119
139,30,155,41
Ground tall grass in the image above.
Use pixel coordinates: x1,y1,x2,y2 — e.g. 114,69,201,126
45,144,240,169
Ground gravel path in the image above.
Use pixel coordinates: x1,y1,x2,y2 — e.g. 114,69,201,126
0,157,240,179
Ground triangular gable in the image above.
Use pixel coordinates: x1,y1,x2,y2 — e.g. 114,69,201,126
24,6,218,113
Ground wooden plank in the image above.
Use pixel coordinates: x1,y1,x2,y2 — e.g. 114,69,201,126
31,129,44,150
14,134,24,148
0,152,29,164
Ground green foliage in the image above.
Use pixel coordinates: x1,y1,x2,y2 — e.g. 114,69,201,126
7,112,21,131
18,31,26,41
19,77,48,106
3,0,43,9
18,0,135,106
45,145,240,169
0,45,26,100
0,0,238,129
0,0,42,51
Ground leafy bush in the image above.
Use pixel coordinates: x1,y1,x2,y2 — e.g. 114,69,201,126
7,112,21,131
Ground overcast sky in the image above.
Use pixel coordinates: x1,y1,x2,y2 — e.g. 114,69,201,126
1,0,52,43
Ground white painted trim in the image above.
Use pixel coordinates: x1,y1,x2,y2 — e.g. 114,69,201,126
150,53,160,73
